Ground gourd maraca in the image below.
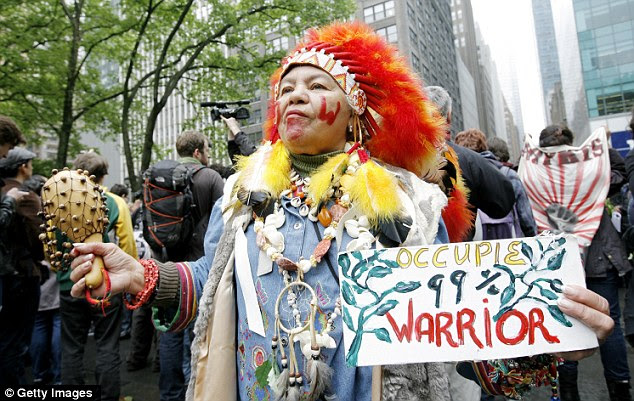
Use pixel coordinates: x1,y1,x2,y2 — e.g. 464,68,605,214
40,168,109,289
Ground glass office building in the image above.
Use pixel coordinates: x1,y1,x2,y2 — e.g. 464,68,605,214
574,0,634,118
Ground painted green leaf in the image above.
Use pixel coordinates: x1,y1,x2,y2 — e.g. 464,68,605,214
349,281,366,294
547,305,573,327
352,261,370,279
493,305,512,322
493,264,516,281
380,258,401,269
521,242,533,263
342,281,357,306
343,308,355,331
373,328,392,343
339,254,351,276
537,240,544,253
394,281,422,293
367,267,393,279
351,251,364,260
374,300,399,316
547,249,566,270
540,287,558,300
255,359,272,387
500,286,516,306
550,279,564,293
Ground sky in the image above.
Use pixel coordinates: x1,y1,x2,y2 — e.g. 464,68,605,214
471,0,547,136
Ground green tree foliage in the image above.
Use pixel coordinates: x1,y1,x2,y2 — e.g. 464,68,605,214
0,0,133,167
0,0,355,188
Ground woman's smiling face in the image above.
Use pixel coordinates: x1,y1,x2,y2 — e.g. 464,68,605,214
276,65,352,155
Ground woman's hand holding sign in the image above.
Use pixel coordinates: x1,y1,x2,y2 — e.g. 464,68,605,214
555,284,613,360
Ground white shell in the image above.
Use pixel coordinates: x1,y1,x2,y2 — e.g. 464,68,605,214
344,219,360,238
340,194,350,204
266,247,277,258
299,259,312,273
280,189,292,198
345,166,357,174
299,204,309,217
346,231,375,252
290,197,302,208
326,188,335,197
308,208,319,222
358,215,370,228
254,220,264,231
303,176,311,185
263,227,285,252
265,209,285,229
324,226,337,238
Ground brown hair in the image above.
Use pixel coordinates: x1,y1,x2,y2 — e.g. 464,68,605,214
72,152,109,181
539,125,574,147
455,129,488,153
176,130,207,157
0,115,27,147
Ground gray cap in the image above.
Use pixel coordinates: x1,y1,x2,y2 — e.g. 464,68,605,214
0,147,36,169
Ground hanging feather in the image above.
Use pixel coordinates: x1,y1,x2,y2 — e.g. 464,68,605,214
348,159,401,223
377,215,413,247
308,153,349,204
306,357,334,401
273,367,290,401
234,142,289,217
263,141,292,195
286,384,301,401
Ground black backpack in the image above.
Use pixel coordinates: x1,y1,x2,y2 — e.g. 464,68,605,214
142,160,204,259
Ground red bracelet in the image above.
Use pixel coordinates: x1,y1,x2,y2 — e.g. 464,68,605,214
124,259,159,310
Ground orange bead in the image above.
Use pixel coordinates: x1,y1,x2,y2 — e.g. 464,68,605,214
297,191,305,199
318,207,332,227
291,184,297,191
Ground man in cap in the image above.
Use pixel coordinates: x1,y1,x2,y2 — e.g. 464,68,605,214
0,147,45,386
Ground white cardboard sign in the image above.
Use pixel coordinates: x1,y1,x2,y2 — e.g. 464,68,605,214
337,235,598,367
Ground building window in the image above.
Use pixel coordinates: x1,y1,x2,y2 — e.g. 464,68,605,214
376,24,398,43
269,36,288,53
364,1,395,23
411,53,421,72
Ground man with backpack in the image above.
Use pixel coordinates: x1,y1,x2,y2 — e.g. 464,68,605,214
143,130,223,401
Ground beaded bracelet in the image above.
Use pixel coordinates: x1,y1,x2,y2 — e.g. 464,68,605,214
124,259,159,310
460,355,561,400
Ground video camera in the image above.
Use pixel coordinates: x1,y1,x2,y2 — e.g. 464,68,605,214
201,100,251,122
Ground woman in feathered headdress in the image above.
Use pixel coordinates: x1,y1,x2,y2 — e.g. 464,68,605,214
67,22,613,401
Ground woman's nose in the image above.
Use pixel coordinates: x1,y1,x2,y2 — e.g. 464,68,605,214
288,85,308,104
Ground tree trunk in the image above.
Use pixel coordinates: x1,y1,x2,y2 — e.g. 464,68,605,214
121,98,139,190
57,0,82,168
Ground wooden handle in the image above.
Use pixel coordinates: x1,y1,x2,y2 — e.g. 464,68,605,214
84,233,104,289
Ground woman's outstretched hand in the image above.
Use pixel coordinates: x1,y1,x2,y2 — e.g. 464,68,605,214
69,242,145,299
554,284,614,361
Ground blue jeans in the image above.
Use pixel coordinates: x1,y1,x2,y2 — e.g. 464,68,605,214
30,309,61,384
159,327,193,401
561,269,631,381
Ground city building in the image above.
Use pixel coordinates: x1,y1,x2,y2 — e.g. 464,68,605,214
357,0,464,133
532,0,567,126
574,0,634,141
451,0,509,139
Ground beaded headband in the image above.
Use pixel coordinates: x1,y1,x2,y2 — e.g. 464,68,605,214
275,48,367,115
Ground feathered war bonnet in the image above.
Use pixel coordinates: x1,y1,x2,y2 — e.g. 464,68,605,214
263,21,446,176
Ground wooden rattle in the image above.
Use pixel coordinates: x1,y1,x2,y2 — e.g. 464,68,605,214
39,168,110,302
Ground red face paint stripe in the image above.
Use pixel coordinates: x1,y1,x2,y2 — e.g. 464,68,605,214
318,97,341,125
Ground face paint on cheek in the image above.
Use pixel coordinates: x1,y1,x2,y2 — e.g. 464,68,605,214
275,100,282,126
318,96,341,126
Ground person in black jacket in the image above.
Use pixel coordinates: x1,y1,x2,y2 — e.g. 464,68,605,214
424,86,514,239
0,147,43,387
0,116,28,230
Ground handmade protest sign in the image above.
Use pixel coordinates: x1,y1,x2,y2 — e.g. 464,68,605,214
337,235,598,367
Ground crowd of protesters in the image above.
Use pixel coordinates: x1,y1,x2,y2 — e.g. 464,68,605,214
0,25,633,401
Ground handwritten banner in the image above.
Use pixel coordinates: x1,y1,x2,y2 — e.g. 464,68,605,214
337,235,598,367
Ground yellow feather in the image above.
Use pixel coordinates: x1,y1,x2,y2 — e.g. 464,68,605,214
349,160,401,222
263,141,291,196
308,153,349,204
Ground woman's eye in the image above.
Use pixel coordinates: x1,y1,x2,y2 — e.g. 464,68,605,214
311,83,326,90
280,86,293,95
